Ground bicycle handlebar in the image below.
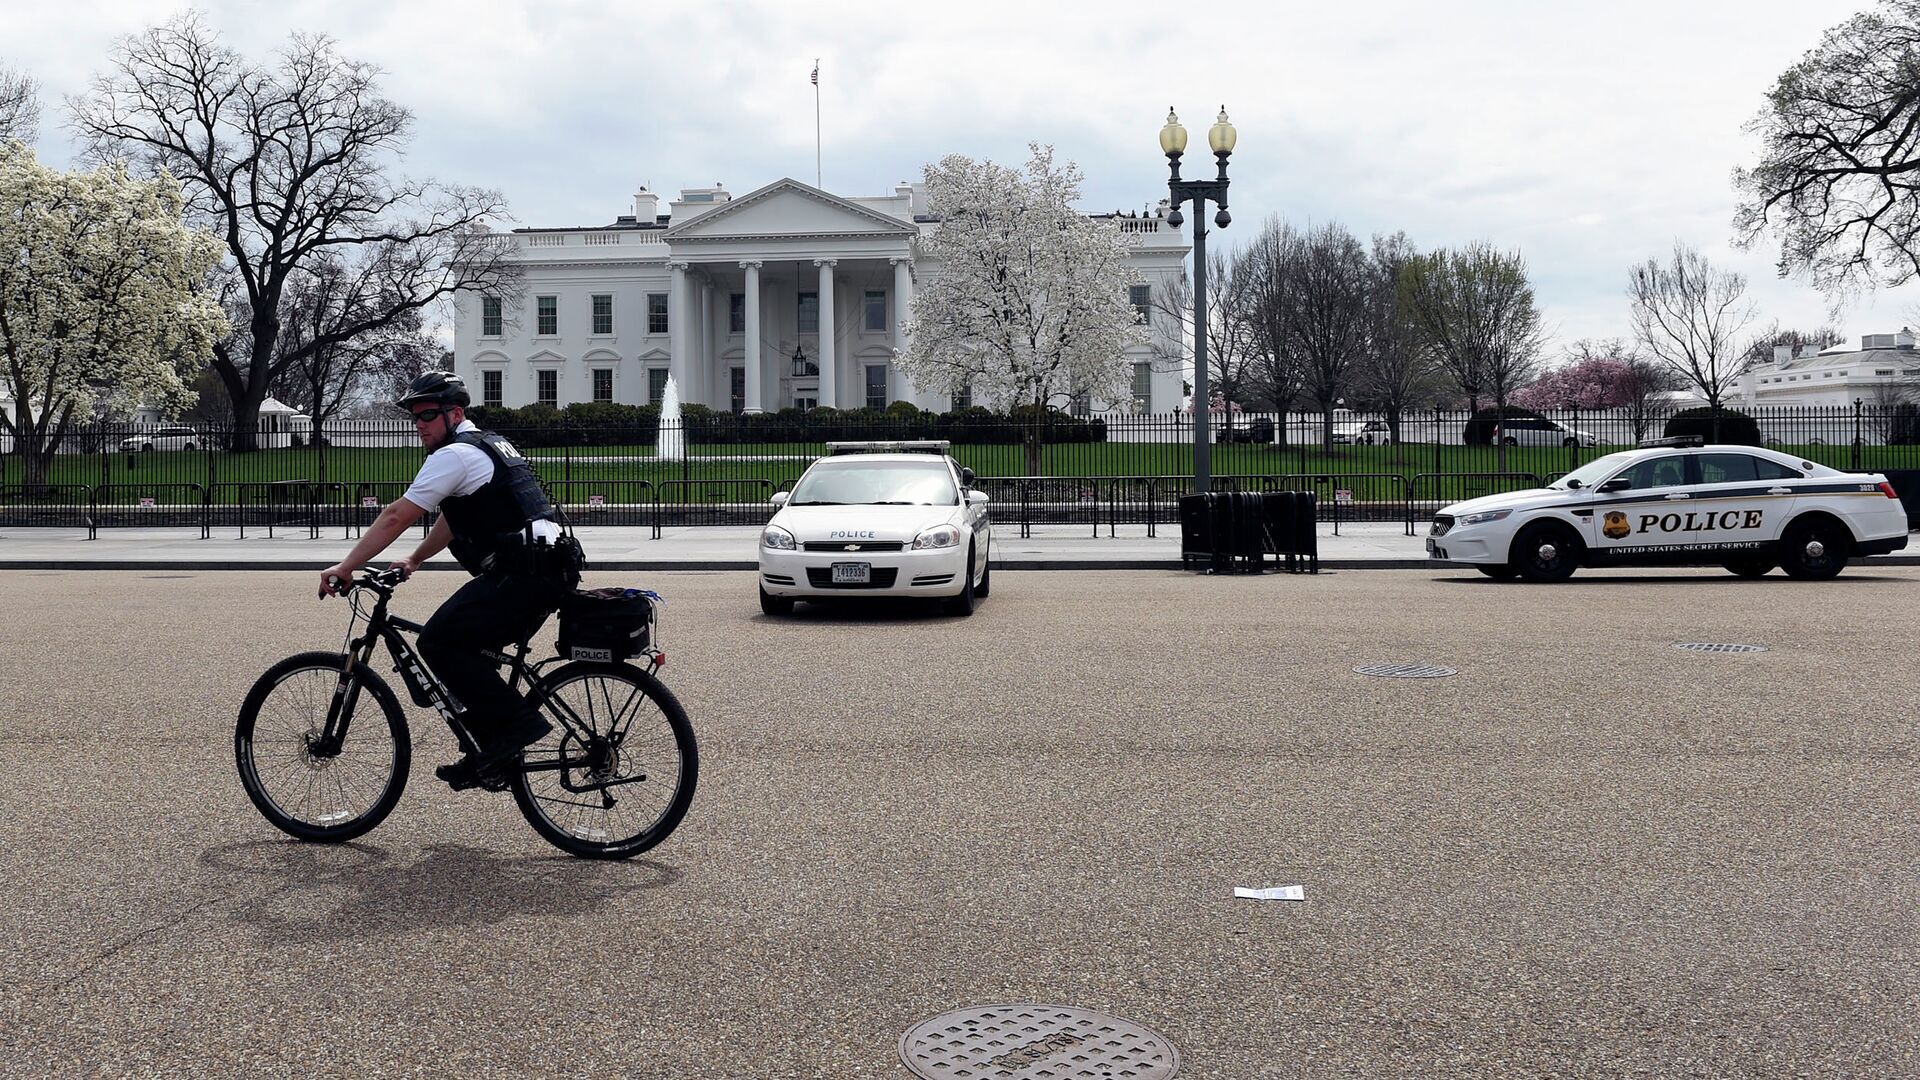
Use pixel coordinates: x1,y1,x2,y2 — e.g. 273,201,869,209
327,566,407,596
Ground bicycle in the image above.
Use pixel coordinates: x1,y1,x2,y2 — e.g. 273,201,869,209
234,567,697,860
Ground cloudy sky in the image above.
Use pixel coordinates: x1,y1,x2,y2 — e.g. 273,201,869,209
11,0,1916,359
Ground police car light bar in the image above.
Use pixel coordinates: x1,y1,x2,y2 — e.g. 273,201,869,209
1636,435,1705,448
825,440,952,455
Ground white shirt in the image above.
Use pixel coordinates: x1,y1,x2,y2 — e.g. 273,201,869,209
404,420,559,541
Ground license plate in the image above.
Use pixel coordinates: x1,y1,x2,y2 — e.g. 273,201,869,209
831,562,871,584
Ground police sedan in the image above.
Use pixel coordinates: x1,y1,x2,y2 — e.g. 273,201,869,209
1426,438,1909,582
758,441,992,615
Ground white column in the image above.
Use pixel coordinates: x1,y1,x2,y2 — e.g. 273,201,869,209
691,274,710,407
667,261,689,402
741,260,763,413
815,258,838,409
891,256,914,402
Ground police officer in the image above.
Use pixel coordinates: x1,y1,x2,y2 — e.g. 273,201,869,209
318,371,582,790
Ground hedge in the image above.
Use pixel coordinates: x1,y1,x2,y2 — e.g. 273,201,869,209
461,401,1108,448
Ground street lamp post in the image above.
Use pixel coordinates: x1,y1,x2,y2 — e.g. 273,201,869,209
1161,106,1236,490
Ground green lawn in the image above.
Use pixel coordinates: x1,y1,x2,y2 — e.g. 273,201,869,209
9,439,1919,500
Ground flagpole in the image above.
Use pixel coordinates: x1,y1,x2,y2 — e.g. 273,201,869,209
812,59,822,188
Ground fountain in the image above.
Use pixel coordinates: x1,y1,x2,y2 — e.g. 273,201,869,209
656,374,685,461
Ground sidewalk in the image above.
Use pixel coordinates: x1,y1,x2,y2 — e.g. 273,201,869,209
0,520,1440,570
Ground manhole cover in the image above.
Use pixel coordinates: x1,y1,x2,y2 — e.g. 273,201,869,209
1673,642,1767,654
900,1003,1180,1080
1352,663,1457,678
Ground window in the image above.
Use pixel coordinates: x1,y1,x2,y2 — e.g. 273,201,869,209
648,293,669,334
648,367,669,405
952,383,972,410
729,293,745,333
537,369,558,407
591,294,613,336
1617,455,1688,491
536,295,557,336
482,370,503,408
1753,457,1803,480
1697,454,1757,484
865,364,887,409
1876,368,1896,376
592,368,613,403
1069,391,1091,417
1132,362,1153,413
730,367,745,414
864,291,887,332
481,297,502,337
1130,284,1152,324
798,291,819,334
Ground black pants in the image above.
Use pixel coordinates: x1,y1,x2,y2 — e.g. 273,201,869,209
418,573,561,750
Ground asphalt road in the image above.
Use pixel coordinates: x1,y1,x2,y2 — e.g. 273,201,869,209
1,566,1916,1079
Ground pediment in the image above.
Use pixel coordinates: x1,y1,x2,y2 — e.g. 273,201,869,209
664,179,916,242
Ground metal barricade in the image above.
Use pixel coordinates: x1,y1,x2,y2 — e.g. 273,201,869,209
549,480,655,527
1406,472,1546,535
0,485,93,531
976,476,1100,538
1261,473,1410,536
650,479,777,539
87,484,210,539
208,480,315,538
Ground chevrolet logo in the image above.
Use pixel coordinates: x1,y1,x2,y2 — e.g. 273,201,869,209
843,544,861,551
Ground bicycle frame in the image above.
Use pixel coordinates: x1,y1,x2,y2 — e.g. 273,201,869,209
318,572,662,794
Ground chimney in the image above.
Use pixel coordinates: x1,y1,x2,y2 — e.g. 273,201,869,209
1799,344,1820,359
1773,346,1793,365
1900,327,1916,350
632,187,660,222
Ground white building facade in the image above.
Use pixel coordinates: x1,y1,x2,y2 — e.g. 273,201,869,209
1738,329,1920,407
452,178,1190,414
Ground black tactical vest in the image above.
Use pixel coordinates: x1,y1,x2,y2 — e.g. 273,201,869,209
437,430,559,576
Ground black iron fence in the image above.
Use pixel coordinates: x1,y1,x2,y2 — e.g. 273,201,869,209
6,404,1920,535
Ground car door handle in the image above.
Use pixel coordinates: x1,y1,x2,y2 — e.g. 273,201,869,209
1664,493,1690,500
1768,487,1792,495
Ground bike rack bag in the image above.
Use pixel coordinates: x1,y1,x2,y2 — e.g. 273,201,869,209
556,588,655,662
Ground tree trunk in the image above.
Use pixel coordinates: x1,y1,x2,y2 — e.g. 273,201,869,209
1023,395,1043,476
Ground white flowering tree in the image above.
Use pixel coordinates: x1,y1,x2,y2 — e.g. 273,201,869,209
0,143,227,484
899,145,1148,474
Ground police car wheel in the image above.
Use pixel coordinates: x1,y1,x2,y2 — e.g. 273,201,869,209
758,584,794,616
1501,437,1518,446
1512,523,1581,583
1560,437,1578,448
944,543,978,616
1722,559,1775,579
1779,516,1849,581
974,547,991,597
1475,565,1520,580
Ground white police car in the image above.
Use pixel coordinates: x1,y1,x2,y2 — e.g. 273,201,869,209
758,441,992,615
1427,438,1909,581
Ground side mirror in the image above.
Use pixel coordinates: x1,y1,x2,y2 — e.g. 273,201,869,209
1564,478,1583,490
959,466,976,487
770,491,790,508
967,490,990,506
1597,477,1631,493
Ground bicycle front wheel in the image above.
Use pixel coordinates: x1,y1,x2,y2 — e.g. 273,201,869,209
236,651,411,843
512,662,697,859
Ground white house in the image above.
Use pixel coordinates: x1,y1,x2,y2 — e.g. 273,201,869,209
452,177,1190,414
1738,329,1920,407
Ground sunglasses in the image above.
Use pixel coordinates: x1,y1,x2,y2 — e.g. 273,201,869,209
410,408,451,423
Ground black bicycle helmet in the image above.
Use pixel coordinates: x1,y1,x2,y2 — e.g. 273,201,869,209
396,371,470,411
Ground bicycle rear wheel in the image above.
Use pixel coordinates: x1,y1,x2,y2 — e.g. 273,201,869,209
236,651,411,843
511,662,697,859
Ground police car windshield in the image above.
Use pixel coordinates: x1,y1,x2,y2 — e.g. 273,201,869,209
1553,452,1636,490
790,461,958,506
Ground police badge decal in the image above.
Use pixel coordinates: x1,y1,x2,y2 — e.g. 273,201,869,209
1603,511,1631,540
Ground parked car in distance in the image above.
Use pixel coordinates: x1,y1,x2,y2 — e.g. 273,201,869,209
1218,418,1276,444
1426,437,1909,582
1332,419,1394,445
120,426,201,452
1485,416,1596,448
758,441,992,617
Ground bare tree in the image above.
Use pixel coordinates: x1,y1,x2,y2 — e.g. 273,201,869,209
71,15,518,450
1152,248,1261,435
1237,217,1307,444
1734,2,1920,295
1627,243,1759,423
267,252,441,431
1742,324,1844,365
1284,222,1372,449
1400,242,1546,467
0,61,38,143
1350,231,1441,443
